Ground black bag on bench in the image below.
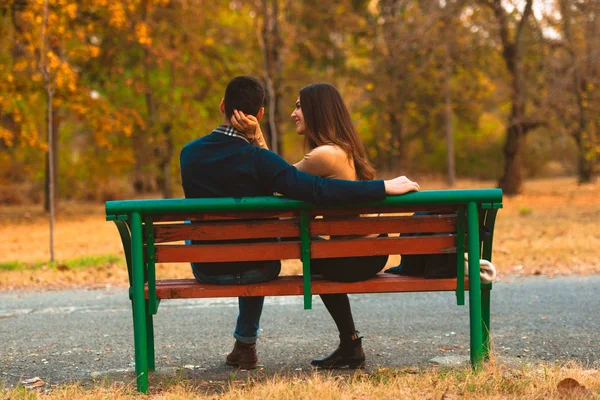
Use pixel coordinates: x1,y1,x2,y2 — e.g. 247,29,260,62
386,212,491,279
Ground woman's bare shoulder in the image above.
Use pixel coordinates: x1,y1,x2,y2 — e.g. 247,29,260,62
308,144,347,160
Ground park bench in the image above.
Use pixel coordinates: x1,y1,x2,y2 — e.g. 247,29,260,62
105,189,502,393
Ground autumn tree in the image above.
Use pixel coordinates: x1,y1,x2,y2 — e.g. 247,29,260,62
480,0,543,194
548,0,599,183
1,0,136,202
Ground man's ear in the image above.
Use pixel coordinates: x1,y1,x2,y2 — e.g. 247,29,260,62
256,107,265,121
219,98,225,115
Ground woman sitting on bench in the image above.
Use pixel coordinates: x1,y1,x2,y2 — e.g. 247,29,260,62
232,83,416,369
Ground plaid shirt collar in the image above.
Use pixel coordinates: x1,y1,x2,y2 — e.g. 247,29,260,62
214,125,250,143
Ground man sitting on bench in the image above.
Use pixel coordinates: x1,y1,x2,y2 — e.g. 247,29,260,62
179,75,419,370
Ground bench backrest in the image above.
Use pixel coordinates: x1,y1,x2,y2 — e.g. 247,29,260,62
152,209,459,263
106,189,502,308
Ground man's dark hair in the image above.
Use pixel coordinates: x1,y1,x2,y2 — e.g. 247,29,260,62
223,76,265,118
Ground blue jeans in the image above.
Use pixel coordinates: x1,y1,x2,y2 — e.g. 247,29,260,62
191,263,281,344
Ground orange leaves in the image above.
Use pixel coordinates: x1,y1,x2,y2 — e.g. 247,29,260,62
108,2,127,29
135,23,152,46
0,127,15,147
65,3,77,19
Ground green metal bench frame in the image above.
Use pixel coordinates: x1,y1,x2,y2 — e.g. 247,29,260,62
106,189,502,393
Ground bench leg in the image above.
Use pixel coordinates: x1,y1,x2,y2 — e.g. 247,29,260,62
467,202,483,370
481,285,491,360
131,212,149,393
146,302,155,371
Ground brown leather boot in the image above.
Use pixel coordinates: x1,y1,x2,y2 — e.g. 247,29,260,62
226,340,258,369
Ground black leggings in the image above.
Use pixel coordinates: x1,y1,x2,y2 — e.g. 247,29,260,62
312,252,388,339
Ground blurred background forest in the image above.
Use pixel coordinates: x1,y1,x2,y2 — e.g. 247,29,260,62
1,0,599,208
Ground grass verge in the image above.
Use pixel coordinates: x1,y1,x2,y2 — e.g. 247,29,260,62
0,254,130,290
0,254,122,272
2,362,599,399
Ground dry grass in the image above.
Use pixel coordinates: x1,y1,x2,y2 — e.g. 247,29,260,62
2,361,599,399
1,177,599,290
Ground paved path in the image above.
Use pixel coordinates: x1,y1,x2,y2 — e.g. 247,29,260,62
1,275,599,387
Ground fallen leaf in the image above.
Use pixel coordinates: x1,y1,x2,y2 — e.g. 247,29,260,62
29,380,46,388
21,377,45,388
439,345,460,352
21,377,42,384
557,378,592,398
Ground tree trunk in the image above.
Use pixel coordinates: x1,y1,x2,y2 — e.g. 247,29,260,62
43,89,56,262
559,0,597,184
577,150,594,184
260,0,284,156
43,105,59,212
388,111,405,172
133,0,156,194
487,0,534,195
157,123,174,198
497,124,524,194
444,37,455,187
156,45,177,199
380,0,408,173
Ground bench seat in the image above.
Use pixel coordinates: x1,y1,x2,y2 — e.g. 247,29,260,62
148,274,471,299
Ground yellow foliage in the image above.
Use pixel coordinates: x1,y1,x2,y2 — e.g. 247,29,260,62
66,3,77,19
13,61,28,72
47,51,61,70
109,2,127,28
135,23,152,46
0,128,14,146
88,45,101,58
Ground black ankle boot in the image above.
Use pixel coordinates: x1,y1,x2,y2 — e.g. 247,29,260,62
311,332,365,369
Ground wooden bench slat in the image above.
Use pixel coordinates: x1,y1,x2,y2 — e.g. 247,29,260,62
311,215,456,236
155,242,301,263
153,215,455,243
147,274,470,299
154,220,300,243
154,235,456,263
312,235,456,258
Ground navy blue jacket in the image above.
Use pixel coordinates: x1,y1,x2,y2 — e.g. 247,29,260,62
180,127,386,274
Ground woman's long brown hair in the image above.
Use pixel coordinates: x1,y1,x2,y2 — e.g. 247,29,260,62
299,83,376,180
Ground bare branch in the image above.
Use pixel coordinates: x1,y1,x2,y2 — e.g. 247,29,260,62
515,0,534,42
488,0,511,49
